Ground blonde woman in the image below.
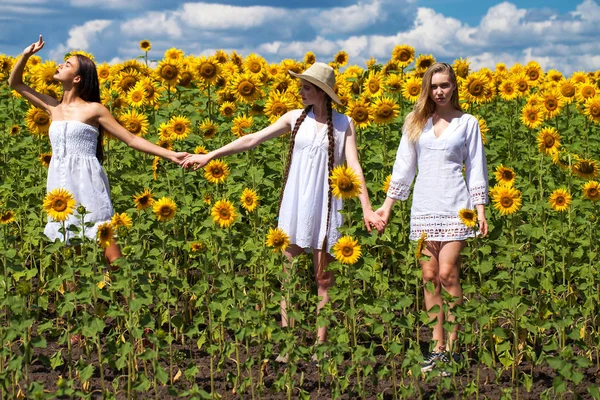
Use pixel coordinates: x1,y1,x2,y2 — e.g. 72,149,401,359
376,63,488,375
182,62,384,362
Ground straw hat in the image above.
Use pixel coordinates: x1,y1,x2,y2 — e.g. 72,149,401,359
289,62,341,105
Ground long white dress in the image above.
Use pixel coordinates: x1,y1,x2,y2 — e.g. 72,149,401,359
44,120,114,242
387,114,488,241
278,109,350,254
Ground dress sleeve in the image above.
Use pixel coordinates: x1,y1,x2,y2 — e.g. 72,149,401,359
387,131,417,200
464,116,488,205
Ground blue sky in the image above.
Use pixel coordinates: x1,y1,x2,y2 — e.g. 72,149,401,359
1,0,598,74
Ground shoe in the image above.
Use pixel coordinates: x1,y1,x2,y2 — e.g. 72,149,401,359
311,351,330,364
70,334,83,346
421,351,450,374
275,353,289,364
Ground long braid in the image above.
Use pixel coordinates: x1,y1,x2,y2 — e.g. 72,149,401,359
277,106,312,216
317,98,335,280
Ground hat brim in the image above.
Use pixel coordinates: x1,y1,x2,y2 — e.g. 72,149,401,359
289,70,342,105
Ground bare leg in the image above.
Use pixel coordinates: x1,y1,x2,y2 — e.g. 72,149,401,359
313,249,334,343
421,241,444,351
280,244,303,329
437,240,466,351
104,242,122,268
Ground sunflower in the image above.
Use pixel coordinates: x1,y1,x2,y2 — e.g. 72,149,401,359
139,40,151,52
333,235,361,265
513,74,530,98
346,97,372,128
415,54,436,74
542,90,563,119
30,60,58,86
132,188,155,211
545,69,563,84
240,188,259,212
199,118,218,139
499,80,518,101
113,69,140,95
119,109,149,136
549,188,572,212
211,199,237,228
204,159,230,184
391,44,415,68
570,71,588,84
0,210,15,225
25,107,51,135
229,72,263,103
458,208,478,229
330,165,362,199
582,181,600,201
139,77,162,106
520,104,544,129
243,53,266,78
195,55,221,85
494,165,516,187
219,101,236,118
156,138,173,150
370,96,399,125
194,145,208,154
126,82,147,108
43,188,76,222
415,231,428,259
155,60,180,86
152,197,177,222
167,115,191,141
385,74,403,93
362,71,384,97
462,72,491,104
9,125,20,135
304,51,316,66
583,96,600,123
39,152,52,168
365,57,377,69
475,116,489,145
524,61,543,86
189,241,206,254
97,222,115,249
537,127,561,155
232,114,254,138
572,158,599,179
265,227,290,252
558,79,577,103
164,48,184,62
111,212,132,229
264,91,295,124
453,58,470,80
382,174,391,193
402,76,422,103
575,82,600,103
491,185,522,215
97,63,112,83
330,50,348,66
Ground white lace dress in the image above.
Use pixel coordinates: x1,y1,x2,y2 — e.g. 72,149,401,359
44,120,113,242
387,114,488,241
278,109,350,254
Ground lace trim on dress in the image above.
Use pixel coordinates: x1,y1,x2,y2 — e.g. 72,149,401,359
387,179,411,200
469,184,488,205
410,214,475,241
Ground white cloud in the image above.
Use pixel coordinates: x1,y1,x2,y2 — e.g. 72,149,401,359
178,2,288,30
311,0,387,34
49,19,112,60
70,0,144,9
123,11,182,38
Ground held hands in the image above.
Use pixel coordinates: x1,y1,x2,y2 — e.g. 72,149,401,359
181,153,211,170
373,207,391,234
170,152,190,165
364,209,386,235
24,35,45,56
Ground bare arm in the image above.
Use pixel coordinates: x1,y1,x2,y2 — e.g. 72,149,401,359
182,110,294,169
344,120,385,233
95,104,187,163
8,35,59,113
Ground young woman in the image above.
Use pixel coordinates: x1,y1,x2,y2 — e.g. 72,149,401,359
182,62,384,362
375,63,488,374
9,36,188,263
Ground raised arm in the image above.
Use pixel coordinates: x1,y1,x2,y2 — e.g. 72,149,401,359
95,103,187,164
181,110,295,170
8,35,59,113
344,120,385,233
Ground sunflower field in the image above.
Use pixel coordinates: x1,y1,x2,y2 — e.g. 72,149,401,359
0,44,599,399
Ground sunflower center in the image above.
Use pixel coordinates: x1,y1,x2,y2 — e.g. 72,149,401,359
561,84,575,97
272,103,286,115
590,104,600,117
555,197,565,206
527,112,538,122
408,85,420,96
131,92,143,102
223,106,234,115
139,196,149,205
199,63,216,79
338,177,353,191
578,162,594,174
121,77,136,92
419,60,432,69
504,85,514,94
179,72,193,87
144,85,155,98
517,81,528,92
173,123,185,134
588,188,598,198
211,167,223,178
275,82,289,92
204,127,216,138
399,51,410,62
377,105,393,118
99,69,110,79
502,171,514,180
582,87,594,98
219,208,230,218
501,197,513,207
528,71,539,81
342,246,353,257
53,199,67,212
352,107,368,123
351,81,361,95
457,66,468,79
161,65,177,80
34,112,49,126
368,81,380,93
126,120,141,134
545,99,557,111
248,62,261,74
238,81,255,96
160,206,172,217
468,80,483,96
544,135,555,147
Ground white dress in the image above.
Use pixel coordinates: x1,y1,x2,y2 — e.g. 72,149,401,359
387,114,488,241
278,109,350,254
44,120,113,242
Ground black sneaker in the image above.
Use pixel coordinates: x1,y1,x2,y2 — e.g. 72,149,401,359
421,352,450,374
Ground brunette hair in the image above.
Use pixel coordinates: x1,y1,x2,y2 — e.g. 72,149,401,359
277,87,335,262
74,54,104,163
404,62,462,142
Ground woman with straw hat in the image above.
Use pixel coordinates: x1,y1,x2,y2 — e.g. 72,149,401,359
182,62,384,362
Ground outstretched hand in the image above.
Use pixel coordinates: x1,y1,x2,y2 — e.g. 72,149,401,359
171,152,190,165
373,207,391,234
181,153,210,170
24,35,45,56
364,209,386,235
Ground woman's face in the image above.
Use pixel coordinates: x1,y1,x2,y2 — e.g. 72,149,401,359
54,56,80,83
429,72,455,107
299,80,325,106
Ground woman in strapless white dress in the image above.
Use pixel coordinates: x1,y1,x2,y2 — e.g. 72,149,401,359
9,35,188,263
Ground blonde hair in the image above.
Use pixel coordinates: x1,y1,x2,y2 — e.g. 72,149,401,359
404,63,462,142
